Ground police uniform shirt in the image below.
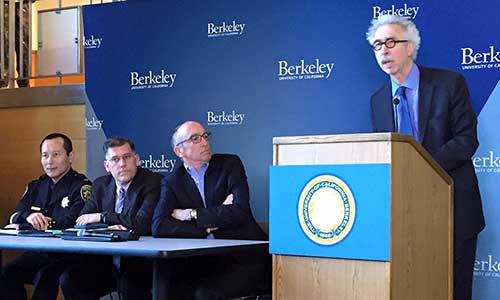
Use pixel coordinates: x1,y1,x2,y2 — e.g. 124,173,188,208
8,168,91,230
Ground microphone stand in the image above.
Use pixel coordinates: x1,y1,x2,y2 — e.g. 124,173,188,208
393,98,400,133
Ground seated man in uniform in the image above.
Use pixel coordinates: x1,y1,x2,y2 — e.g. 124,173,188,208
0,133,91,300
60,136,161,300
152,120,271,300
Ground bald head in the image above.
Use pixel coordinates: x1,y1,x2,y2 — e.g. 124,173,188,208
171,121,212,170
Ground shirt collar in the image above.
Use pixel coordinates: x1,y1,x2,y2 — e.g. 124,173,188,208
184,162,209,174
51,168,74,188
115,180,132,194
391,63,420,96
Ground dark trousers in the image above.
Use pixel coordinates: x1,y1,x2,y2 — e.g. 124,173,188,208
454,236,478,300
166,249,271,300
60,255,115,300
0,251,69,300
117,257,153,300
60,255,151,300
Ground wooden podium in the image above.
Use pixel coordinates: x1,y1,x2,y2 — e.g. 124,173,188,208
270,133,453,300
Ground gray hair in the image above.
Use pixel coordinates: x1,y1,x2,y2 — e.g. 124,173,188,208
171,125,182,149
366,15,420,60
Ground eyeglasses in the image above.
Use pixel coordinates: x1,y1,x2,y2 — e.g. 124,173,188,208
176,132,211,146
371,38,408,51
107,153,135,165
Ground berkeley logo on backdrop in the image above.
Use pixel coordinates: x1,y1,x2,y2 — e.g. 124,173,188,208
475,254,500,278
372,4,420,19
207,110,245,126
277,58,334,81
83,35,103,49
130,69,177,90
207,21,245,38
85,117,103,130
461,46,500,71
474,151,500,174
139,155,176,173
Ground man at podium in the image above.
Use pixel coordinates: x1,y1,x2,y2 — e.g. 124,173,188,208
367,15,485,300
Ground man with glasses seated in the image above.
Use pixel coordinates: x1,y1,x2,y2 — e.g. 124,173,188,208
60,136,161,300
152,120,271,300
367,15,484,300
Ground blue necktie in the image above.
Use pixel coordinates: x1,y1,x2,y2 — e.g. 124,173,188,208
115,187,125,213
395,86,414,136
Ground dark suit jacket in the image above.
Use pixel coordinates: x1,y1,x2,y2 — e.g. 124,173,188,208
370,65,485,239
80,166,161,235
152,154,267,241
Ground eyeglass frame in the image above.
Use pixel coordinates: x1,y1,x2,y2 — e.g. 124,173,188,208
106,152,136,165
371,38,409,51
176,132,211,147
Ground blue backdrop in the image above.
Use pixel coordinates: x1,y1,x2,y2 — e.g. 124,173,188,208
82,1,500,299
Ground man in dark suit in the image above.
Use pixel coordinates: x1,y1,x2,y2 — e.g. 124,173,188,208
152,120,270,300
60,136,161,300
367,15,485,300
0,133,91,300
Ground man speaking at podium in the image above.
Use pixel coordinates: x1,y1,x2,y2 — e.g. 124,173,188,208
367,15,485,300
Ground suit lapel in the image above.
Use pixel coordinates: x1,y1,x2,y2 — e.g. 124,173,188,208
104,179,117,212
122,168,141,216
203,162,218,208
180,168,205,208
374,82,395,132
417,67,435,144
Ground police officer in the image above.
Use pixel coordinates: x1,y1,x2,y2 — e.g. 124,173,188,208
0,133,91,300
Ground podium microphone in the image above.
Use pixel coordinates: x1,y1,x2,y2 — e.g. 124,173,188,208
393,98,400,132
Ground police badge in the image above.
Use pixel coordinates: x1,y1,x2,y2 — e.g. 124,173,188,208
61,196,70,208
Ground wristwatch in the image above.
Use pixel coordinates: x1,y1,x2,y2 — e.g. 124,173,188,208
190,209,198,220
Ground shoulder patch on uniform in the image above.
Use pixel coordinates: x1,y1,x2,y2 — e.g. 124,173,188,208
80,184,92,202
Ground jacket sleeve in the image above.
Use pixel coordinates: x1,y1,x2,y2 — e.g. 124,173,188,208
106,173,161,235
195,155,253,229
152,176,207,238
429,74,479,172
8,181,38,225
79,183,101,215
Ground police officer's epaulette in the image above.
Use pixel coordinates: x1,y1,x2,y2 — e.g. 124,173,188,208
24,176,44,195
21,184,29,198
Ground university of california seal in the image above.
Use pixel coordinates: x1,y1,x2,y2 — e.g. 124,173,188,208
298,174,356,245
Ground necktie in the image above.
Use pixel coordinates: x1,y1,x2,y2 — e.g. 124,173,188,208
395,86,414,136
115,187,125,213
